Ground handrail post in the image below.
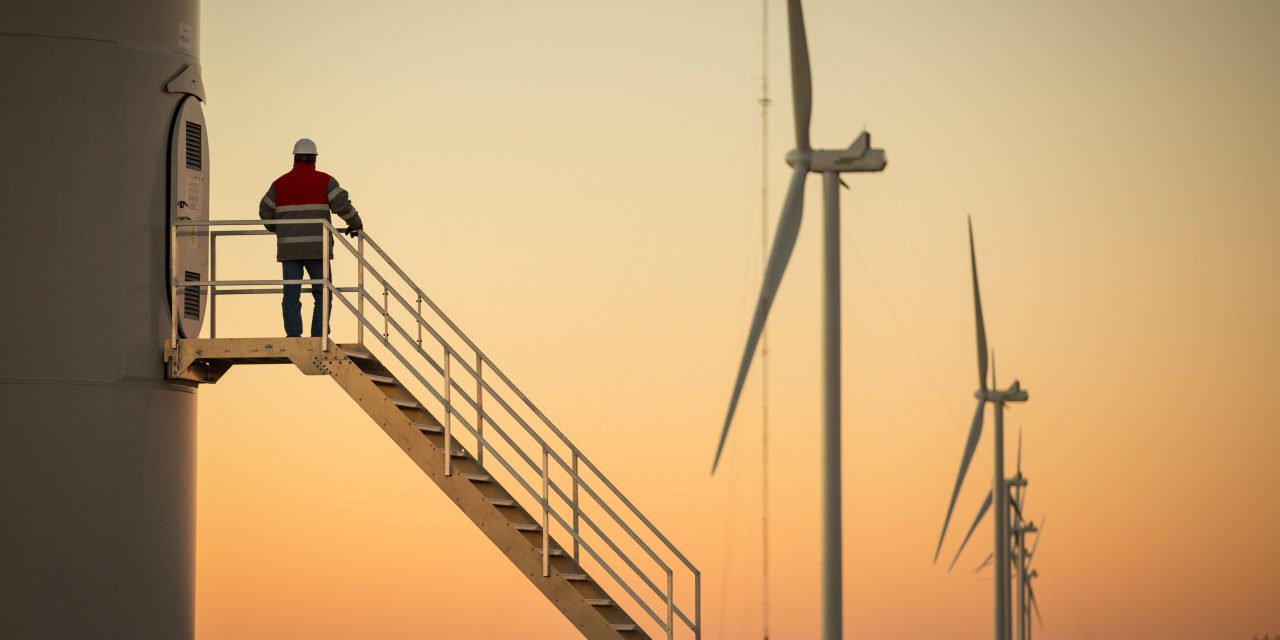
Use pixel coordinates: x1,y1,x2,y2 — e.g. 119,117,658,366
357,234,364,345
476,355,484,467
666,569,674,640
210,232,217,339
695,570,701,639
381,286,389,343
169,223,179,348
444,348,453,476
572,451,580,562
416,296,423,349
321,225,330,351
541,447,550,578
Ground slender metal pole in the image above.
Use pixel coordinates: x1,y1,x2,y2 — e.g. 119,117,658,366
476,355,485,467
416,296,423,348
541,447,550,577
758,3,773,638
357,234,364,345
210,233,217,339
820,171,842,640
444,350,453,476
321,227,330,351
382,287,389,342
994,400,1009,640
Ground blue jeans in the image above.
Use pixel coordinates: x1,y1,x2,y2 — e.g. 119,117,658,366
282,259,328,337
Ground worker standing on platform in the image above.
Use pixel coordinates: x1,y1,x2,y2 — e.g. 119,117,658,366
258,138,364,337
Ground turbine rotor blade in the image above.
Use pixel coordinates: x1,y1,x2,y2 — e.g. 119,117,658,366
1029,583,1044,628
786,0,812,151
1017,425,1023,475
968,217,988,392
933,398,986,562
711,164,810,473
975,552,994,572
947,489,992,571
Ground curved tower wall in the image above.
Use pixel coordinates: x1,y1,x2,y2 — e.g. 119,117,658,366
0,1,200,637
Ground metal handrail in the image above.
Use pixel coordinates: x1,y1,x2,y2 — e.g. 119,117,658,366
359,232,700,573
337,283,685,632
329,237,698,628
171,217,699,638
332,288,672,632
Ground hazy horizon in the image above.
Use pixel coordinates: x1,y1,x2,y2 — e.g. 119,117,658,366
197,1,1280,638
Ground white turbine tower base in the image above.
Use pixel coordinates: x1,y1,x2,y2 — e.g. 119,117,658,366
709,2,886,640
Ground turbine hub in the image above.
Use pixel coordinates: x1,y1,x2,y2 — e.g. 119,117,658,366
785,148,810,168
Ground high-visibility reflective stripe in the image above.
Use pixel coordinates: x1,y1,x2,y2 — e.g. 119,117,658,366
278,235,324,244
275,204,329,213
262,196,276,208
327,187,345,200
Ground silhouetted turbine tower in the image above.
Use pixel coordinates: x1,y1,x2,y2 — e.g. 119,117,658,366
934,219,1029,640
710,1,887,639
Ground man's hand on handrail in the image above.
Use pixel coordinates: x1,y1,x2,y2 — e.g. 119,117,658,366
341,224,363,238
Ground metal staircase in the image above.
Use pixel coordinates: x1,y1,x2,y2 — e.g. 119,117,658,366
165,219,700,640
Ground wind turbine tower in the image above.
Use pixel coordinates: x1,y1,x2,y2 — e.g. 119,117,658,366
935,220,1029,640
712,2,887,639
0,0,205,637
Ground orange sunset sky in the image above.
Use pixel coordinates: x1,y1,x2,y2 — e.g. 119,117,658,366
195,1,1279,638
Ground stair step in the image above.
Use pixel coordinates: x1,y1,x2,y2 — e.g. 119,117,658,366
560,573,589,582
540,547,565,557
414,422,443,434
390,398,422,409
462,472,492,483
609,623,638,632
513,523,541,532
343,348,375,361
487,498,517,508
434,445,468,458
366,374,397,385
584,598,612,607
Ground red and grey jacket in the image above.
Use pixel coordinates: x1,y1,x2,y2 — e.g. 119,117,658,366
258,163,363,261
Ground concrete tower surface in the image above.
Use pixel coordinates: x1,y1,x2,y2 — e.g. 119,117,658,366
1,1,202,637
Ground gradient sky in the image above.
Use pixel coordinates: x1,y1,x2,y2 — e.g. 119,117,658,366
197,1,1280,638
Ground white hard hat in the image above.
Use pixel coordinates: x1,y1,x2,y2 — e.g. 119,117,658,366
293,138,318,155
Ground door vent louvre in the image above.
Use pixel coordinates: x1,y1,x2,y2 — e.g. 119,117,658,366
184,121,202,170
183,271,201,320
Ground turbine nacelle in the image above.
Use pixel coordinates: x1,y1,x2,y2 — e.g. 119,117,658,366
785,131,888,173
976,380,1030,403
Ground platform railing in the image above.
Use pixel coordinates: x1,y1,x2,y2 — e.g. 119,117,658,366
170,218,700,639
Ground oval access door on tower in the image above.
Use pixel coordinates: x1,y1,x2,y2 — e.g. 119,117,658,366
168,94,210,338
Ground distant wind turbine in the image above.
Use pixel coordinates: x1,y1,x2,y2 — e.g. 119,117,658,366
709,1,886,639
934,218,1029,640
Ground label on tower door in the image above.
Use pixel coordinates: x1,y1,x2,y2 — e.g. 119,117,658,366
185,176,204,247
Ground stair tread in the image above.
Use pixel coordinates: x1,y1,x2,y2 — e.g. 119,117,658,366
366,374,397,385
414,422,443,433
584,598,612,607
487,498,517,507
462,473,492,483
